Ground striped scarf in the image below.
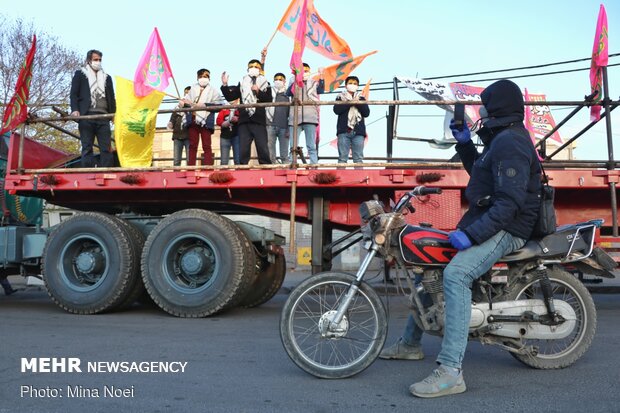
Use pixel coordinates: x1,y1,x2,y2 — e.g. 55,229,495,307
241,74,268,117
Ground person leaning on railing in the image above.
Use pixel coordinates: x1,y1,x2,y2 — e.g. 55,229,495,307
333,76,370,164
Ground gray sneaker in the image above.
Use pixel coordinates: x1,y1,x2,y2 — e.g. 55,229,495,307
378,338,424,360
409,366,467,398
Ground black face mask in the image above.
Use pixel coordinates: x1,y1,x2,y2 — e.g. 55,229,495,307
476,125,495,146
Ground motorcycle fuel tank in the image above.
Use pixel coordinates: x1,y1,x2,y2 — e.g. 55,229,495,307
399,225,457,265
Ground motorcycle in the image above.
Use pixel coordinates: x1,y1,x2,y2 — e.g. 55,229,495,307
280,186,617,379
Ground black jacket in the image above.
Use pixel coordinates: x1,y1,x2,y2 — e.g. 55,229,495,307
70,70,116,115
220,82,272,126
333,95,370,135
456,80,541,243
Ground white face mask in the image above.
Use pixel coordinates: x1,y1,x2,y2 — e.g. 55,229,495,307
90,61,102,71
198,78,210,87
303,72,310,81
273,80,284,89
248,67,260,77
346,84,358,93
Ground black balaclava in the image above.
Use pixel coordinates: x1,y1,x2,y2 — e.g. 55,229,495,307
477,79,524,145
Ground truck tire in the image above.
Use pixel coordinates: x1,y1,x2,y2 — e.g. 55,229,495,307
240,254,286,308
220,217,258,309
114,218,146,310
42,212,141,314
141,209,251,317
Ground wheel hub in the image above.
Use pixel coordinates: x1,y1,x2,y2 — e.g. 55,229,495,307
75,251,105,274
180,248,209,275
318,310,349,338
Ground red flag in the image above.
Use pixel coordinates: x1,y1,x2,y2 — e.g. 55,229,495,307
0,35,36,135
278,0,352,61
290,0,308,88
524,88,543,160
134,28,174,97
589,4,608,121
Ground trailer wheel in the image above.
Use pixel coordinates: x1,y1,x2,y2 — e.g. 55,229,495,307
42,212,140,314
114,219,146,310
221,217,258,309
141,209,251,317
240,254,287,308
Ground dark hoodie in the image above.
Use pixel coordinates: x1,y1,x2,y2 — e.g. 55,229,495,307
455,80,541,243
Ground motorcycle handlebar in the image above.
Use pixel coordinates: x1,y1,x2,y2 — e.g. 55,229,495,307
413,186,443,196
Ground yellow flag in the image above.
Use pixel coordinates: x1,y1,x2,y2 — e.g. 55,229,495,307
114,77,164,167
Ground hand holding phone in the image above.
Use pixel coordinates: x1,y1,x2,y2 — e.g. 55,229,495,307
453,103,465,131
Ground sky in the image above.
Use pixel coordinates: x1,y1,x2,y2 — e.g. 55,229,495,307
2,0,619,161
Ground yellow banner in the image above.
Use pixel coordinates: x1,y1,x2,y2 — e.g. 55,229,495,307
114,77,164,167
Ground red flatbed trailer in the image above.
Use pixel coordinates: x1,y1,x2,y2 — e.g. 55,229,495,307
2,132,618,316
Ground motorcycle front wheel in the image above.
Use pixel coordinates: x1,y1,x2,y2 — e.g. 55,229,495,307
507,265,597,369
280,272,387,378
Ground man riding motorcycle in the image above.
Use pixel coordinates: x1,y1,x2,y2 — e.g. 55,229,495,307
385,79,542,398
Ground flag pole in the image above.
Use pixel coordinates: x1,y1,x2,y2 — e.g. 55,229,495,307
602,67,618,237
264,27,279,51
170,76,182,99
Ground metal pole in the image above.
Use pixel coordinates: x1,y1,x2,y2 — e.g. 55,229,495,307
546,104,618,159
18,123,25,174
386,77,397,162
289,84,300,254
602,67,618,236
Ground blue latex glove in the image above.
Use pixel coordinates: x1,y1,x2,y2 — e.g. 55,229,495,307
449,230,472,250
449,119,471,144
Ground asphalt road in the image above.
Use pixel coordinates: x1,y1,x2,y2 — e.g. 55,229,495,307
1,280,620,413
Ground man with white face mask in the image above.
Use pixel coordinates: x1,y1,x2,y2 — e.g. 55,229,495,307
286,63,324,164
266,72,291,163
333,76,369,164
180,69,226,166
70,49,116,167
220,59,273,165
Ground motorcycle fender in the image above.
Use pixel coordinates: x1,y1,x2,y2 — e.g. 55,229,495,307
473,299,577,340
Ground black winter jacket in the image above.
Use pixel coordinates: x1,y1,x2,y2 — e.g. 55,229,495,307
333,95,370,136
220,83,272,126
70,70,116,116
456,80,541,243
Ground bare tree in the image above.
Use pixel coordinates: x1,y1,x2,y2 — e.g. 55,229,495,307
0,15,82,153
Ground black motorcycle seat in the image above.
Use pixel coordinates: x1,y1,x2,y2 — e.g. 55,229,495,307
499,223,593,263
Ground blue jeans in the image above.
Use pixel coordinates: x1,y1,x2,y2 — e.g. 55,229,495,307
289,124,318,164
337,131,364,164
268,126,289,163
400,230,525,369
173,138,190,166
220,136,240,165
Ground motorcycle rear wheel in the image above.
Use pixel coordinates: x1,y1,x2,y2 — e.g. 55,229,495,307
280,272,387,379
507,265,596,369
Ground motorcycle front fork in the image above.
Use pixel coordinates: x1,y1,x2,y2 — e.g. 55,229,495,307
325,246,379,329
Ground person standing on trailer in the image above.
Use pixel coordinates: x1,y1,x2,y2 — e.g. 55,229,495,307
286,63,324,165
220,59,273,165
333,76,369,164
168,86,191,166
180,69,226,166
266,72,291,163
70,49,116,168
